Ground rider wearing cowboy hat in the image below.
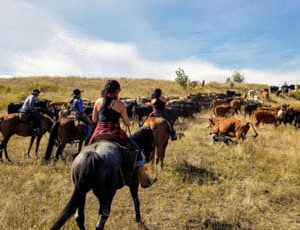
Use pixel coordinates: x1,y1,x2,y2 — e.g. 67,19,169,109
19,88,42,136
69,89,92,139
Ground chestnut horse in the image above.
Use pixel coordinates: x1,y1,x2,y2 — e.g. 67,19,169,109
0,113,53,161
44,117,89,162
143,117,170,179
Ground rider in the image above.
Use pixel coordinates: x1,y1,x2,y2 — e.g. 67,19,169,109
149,88,177,141
69,89,92,140
20,89,42,135
89,80,153,188
19,88,42,136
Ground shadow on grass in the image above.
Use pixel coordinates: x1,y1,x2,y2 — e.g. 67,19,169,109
174,161,219,185
203,219,241,230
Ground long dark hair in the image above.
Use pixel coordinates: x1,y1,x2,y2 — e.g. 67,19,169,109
101,80,121,97
151,88,162,99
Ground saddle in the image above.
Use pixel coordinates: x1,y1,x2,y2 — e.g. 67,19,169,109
18,112,29,122
92,133,138,185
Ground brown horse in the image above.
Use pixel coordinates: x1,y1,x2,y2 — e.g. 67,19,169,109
44,117,88,162
143,117,170,179
0,113,53,162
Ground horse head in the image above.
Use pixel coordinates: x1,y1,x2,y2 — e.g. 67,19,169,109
131,126,154,163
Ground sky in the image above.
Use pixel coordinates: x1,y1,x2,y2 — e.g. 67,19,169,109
0,0,300,85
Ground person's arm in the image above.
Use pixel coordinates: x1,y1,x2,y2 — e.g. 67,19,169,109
151,98,156,105
30,96,37,112
77,99,84,111
115,101,130,126
160,96,167,103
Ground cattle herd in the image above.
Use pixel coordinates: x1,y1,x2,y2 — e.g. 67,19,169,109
6,87,300,144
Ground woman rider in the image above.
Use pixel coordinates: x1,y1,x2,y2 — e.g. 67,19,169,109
89,80,153,188
150,88,177,141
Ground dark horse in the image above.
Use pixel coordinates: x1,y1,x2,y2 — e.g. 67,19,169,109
44,117,90,161
0,113,53,161
50,126,154,230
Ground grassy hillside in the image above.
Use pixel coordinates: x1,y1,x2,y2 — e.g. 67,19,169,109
0,77,299,230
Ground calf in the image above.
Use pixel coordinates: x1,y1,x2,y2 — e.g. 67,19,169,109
244,102,261,117
229,99,243,114
213,104,232,117
209,117,258,143
253,109,278,126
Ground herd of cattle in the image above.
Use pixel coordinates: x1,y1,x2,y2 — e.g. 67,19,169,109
7,87,300,132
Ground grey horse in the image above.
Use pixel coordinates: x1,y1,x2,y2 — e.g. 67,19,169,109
51,126,154,230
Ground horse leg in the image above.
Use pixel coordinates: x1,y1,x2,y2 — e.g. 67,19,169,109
129,175,142,223
55,143,66,161
27,136,35,158
35,136,42,157
150,146,156,174
75,192,87,230
2,136,12,162
72,141,83,160
95,191,115,230
159,142,168,171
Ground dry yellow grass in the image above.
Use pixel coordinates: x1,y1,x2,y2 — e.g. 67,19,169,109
0,77,299,230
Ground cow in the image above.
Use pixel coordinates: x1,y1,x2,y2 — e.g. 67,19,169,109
252,109,278,126
213,104,233,117
8,102,23,114
288,85,295,90
261,90,270,101
244,101,261,117
281,85,289,95
8,99,50,114
270,86,279,94
229,99,244,114
226,90,235,97
209,117,258,143
48,101,68,110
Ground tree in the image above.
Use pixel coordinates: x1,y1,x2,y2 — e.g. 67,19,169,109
232,70,245,83
175,68,197,92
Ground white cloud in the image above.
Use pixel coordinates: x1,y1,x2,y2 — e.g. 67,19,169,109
1,0,300,86
6,26,299,86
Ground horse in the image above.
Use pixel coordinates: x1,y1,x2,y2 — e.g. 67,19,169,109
44,117,92,162
143,117,170,179
50,126,154,230
0,113,53,161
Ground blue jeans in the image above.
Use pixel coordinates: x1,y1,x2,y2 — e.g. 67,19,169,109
86,124,92,138
129,138,144,167
30,111,41,129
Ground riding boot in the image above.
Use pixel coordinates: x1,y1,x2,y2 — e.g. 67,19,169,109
137,165,153,188
166,120,177,141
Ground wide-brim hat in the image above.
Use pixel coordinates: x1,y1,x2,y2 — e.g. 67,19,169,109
73,88,83,96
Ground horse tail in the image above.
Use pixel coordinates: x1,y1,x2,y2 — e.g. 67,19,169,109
50,187,85,230
44,121,60,162
51,149,97,230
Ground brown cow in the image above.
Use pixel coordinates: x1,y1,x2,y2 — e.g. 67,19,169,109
253,109,278,126
213,104,232,117
209,117,258,143
261,90,270,101
229,99,243,114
